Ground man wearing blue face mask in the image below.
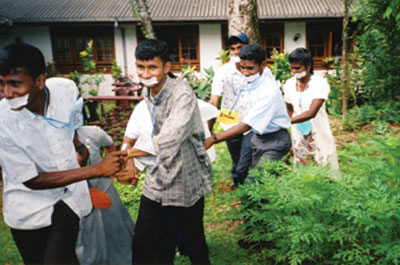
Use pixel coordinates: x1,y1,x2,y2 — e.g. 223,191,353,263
0,42,127,265
205,44,292,166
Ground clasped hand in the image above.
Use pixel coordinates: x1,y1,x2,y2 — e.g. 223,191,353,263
113,157,140,185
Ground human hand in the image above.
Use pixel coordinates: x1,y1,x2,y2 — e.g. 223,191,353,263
96,150,127,176
205,136,215,150
114,159,140,185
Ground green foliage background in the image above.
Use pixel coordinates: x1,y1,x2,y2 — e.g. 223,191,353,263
353,0,400,103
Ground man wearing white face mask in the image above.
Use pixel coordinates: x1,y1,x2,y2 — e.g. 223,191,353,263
209,32,253,187
116,39,212,265
206,44,292,167
0,43,127,265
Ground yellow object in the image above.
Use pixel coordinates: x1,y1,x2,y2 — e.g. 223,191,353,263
217,109,240,124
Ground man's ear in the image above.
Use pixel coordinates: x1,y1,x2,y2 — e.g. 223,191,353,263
35,74,46,90
261,60,267,69
164,61,171,74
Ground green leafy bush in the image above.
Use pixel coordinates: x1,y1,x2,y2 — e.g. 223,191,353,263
80,40,105,96
215,49,230,65
236,135,400,264
269,51,291,87
344,102,400,131
180,64,214,100
326,54,363,116
353,0,400,103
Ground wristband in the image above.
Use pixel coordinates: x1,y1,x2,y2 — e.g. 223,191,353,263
75,143,86,153
212,134,218,143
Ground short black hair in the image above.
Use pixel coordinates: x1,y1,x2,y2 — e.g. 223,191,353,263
0,42,46,79
135,39,170,64
227,37,244,46
238,44,266,65
289,48,314,74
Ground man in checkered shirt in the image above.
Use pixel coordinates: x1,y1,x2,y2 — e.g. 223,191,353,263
117,39,212,265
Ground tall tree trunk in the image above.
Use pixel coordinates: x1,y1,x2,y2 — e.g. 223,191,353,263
228,0,260,44
130,0,156,39
341,0,350,118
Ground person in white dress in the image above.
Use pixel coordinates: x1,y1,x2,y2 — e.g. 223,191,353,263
283,48,339,169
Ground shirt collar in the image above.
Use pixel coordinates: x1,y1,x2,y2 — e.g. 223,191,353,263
244,71,266,91
144,76,173,106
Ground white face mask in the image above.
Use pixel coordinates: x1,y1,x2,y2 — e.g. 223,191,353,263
292,71,307,79
244,73,260,83
5,93,29,110
231,56,241,63
139,77,158,86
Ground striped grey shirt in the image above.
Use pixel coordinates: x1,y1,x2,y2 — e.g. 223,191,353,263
142,76,212,207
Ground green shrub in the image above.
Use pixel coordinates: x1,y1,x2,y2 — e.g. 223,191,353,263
236,135,400,264
344,102,400,131
179,64,214,100
269,51,291,87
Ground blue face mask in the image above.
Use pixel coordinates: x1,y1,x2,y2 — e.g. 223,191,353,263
67,97,84,139
38,88,84,140
295,120,312,135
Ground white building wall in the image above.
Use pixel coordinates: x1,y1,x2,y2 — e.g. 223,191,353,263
114,24,137,78
0,25,53,62
199,24,223,73
284,22,306,54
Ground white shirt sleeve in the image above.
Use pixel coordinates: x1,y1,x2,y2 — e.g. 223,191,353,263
197,99,219,121
124,101,155,155
211,66,225,96
312,76,330,100
242,91,275,134
125,101,146,140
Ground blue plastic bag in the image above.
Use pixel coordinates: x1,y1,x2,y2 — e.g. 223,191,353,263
295,120,312,135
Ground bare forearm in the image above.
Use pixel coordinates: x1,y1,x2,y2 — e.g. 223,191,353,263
291,99,325,124
121,136,136,150
215,122,251,142
209,95,220,108
24,164,103,189
24,150,127,189
206,122,251,149
127,148,152,158
291,111,315,124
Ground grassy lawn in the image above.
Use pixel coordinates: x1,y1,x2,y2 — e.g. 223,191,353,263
0,182,23,265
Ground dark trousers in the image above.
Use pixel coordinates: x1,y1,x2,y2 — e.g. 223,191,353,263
10,200,80,265
251,128,292,166
226,131,253,186
132,195,210,265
